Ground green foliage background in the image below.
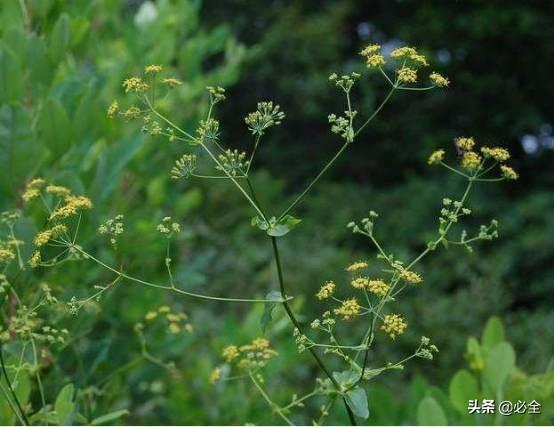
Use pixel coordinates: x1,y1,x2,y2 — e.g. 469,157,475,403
0,0,552,425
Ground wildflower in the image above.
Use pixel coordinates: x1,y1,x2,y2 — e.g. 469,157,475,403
360,44,381,56
397,67,417,84
27,178,46,189
0,248,15,263
429,72,450,87
365,54,386,68
351,277,369,289
216,149,249,177
50,196,93,220
461,151,482,171
122,106,142,121
381,314,408,339
334,298,361,320
481,146,510,162
171,154,197,179
107,100,119,118
22,188,40,202
162,78,182,88
346,261,368,272
390,47,418,58
145,311,157,320
367,279,390,297
428,149,445,165
244,102,285,136
144,64,163,74
500,165,519,180
252,338,270,350
222,345,239,362
29,251,41,268
399,269,422,284
210,367,221,384
33,225,67,247
158,306,170,313
122,77,149,93
456,137,476,151
46,185,72,198
168,323,180,334
207,86,226,103
316,281,336,300
410,53,429,66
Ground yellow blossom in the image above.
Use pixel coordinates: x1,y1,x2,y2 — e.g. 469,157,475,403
122,77,149,93
29,251,41,268
46,185,72,198
351,277,369,289
158,306,170,313
334,298,361,320
456,137,475,151
360,44,381,56
367,279,390,297
365,54,385,68
210,367,221,384
145,311,157,320
0,248,16,263
397,67,417,83
399,269,422,284
50,196,93,220
381,314,408,339
168,323,180,334
27,178,46,189
22,188,40,202
461,151,482,171
162,78,182,88
222,345,239,362
144,64,163,74
390,47,418,58
107,100,119,118
316,281,336,300
346,261,368,272
429,72,449,87
410,53,428,66
500,165,518,180
122,106,142,121
428,149,445,165
481,146,510,162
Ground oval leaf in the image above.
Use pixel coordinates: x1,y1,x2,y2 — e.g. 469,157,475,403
345,387,369,419
417,396,448,426
449,370,479,414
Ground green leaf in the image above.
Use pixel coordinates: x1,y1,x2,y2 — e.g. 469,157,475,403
345,387,369,419
333,370,359,388
38,98,72,157
251,215,269,231
55,383,75,426
481,316,505,350
266,215,302,237
465,336,484,371
0,44,23,104
91,409,129,426
260,291,282,332
417,396,448,426
449,370,479,414
484,342,515,393
49,13,70,63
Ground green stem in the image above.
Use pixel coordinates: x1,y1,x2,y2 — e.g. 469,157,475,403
270,237,357,425
0,345,29,425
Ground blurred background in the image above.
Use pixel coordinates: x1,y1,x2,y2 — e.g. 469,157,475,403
0,0,552,424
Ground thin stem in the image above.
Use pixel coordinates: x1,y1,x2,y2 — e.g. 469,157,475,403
270,237,357,425
0,345,29,425
249,372,294,426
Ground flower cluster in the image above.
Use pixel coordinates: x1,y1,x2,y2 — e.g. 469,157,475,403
143,305,193,334
316,281,336,300
221,338,278,370
171,154,197,179
216,149,249,176
244,101,285,136
333,298,361,320
157,216,181,236
98,215,125,246
380,314,408,339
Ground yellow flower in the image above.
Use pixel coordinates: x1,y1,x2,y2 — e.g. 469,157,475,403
222,345,240,362
397,67,417,83
162,78,183,88
481,146,510,162
399,269,422,284
122,106,142,121
0,248,16,263
500,165,519,180
365,54,385,68
351,277,369,289
168,323,180,334
144,64,163,74
360,44,381,56
145,311,157,320
22,188,40,202
122,77,149,93
410,53,428,66
390,47,418,58
107,100,119,118
429,72,449,87
210,367,221,384
334,298,361,320
381,314,408,339
428,149,445,165
316,281,336,300
158,306,170,313
456,137,475,151
27,178,46,189
50,196,93,220
461,151,482,171
367,279,390,297
346,261,368,272
46,185,72,198
29,251,41,268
